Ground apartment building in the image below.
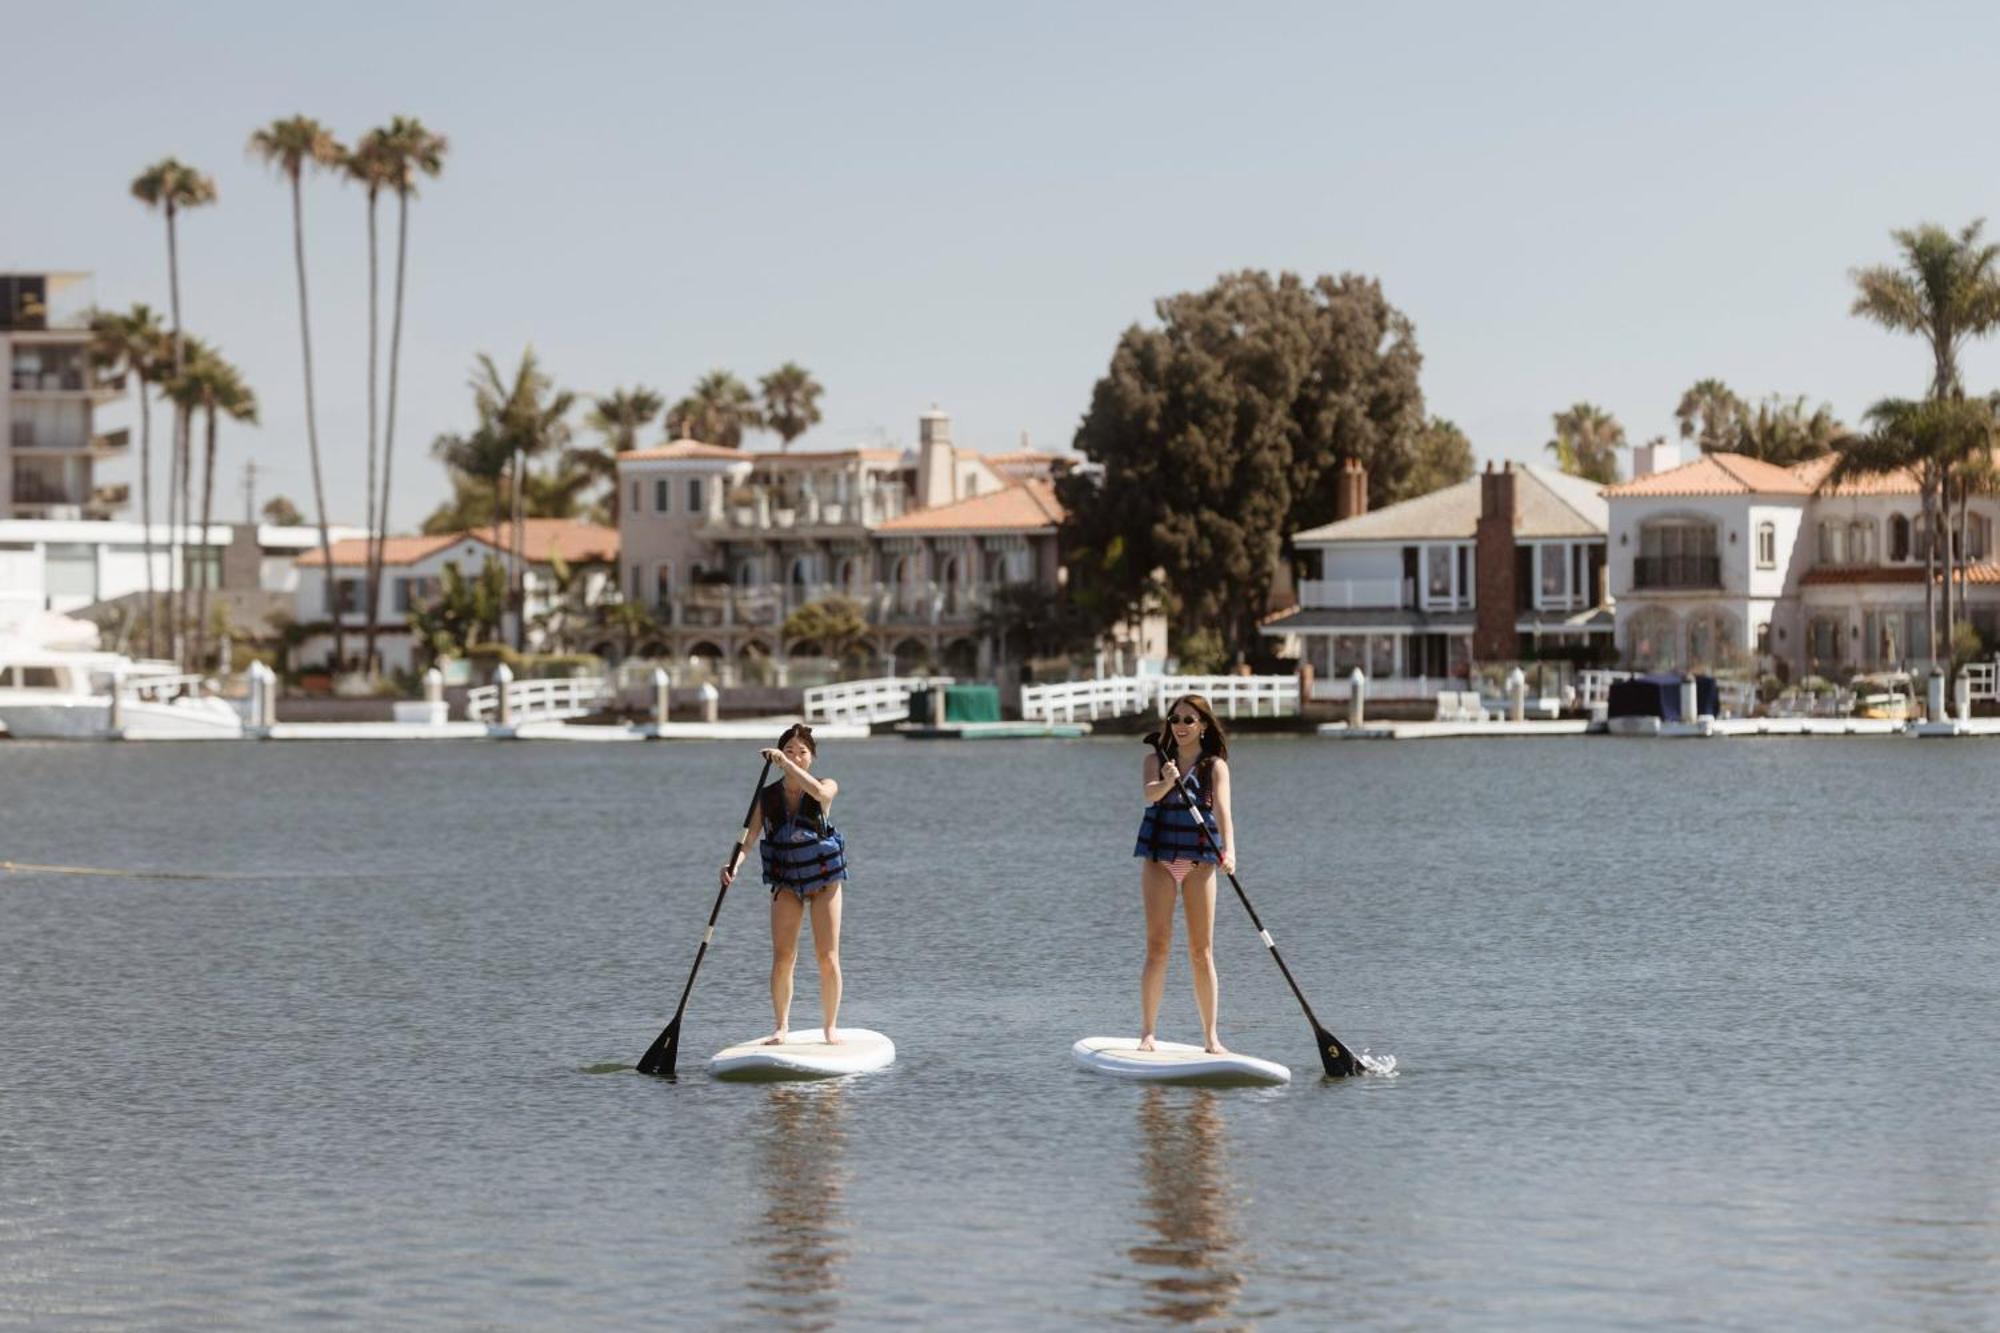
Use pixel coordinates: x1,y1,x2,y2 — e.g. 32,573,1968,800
1,273,129,521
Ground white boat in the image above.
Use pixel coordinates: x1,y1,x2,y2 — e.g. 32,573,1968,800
0,646,244,740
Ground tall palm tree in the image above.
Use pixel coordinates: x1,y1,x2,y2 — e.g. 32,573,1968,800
1675,378,1745,453
364,116,448,671
165,346,258,672
1853,220,2000,655
130,157,218,667
345,130,395,670
570,386,665,521
430,349,576,549
87,305,169,655
758,362,825,451
1736,395,1844,465
667,370,761,448
249,115,348,668
1545,402,1624,484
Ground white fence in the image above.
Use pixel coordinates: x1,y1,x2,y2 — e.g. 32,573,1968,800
1021,674,1299,723
802,676,955,726
1965,661,1997,702
466,675,609,723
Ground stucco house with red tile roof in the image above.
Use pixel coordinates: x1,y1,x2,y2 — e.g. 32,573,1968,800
1605,443,1997,677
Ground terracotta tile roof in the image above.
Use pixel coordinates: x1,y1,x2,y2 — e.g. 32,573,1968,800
1603,452,1813,497
874,479,1062,533
1801,562,2000,586
1791,452,1925,497
621,439,750,463
297,519,619,568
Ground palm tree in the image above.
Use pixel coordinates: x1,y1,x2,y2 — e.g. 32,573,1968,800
165,346,258,672
130,157,218,667
758,363,825,451
1545,402,1624,484
249,115,348,669
345,130,396,669
667,370,761,448
87,305,168,655
366,116,448,671
569,386,665,521
1675,378,1745,453
1852,220,2000,652
1736,395,1845,465
429,349,576,549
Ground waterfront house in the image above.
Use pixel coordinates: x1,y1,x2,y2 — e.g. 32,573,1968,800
1,273,128,522
1261,459,1611,699
613,407,1073,680
292,519,620,674
1606,445,2000,678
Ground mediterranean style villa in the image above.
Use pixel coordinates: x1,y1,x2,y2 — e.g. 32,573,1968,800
1262,458,1611,699
1605,443,1997,678
613,407,1085,680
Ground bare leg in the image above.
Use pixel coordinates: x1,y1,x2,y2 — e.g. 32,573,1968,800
766,890,805,1042
1139,861,1177,1051
809,883,844,1042
1183,865,1226,1053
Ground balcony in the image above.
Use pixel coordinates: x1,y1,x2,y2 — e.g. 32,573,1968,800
662,579,994,630
1298,576,1411,610
1633,556,1720,590
92,428,131,454
10,422,91,452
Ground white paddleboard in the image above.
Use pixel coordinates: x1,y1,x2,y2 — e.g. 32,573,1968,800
1072,1037,1291,1087
709,1028,895,1082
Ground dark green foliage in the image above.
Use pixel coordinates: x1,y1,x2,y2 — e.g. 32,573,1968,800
1059,270,1425,652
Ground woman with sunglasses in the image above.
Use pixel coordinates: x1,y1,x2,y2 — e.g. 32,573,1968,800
1133,694,1235,1054
721,723,849,1045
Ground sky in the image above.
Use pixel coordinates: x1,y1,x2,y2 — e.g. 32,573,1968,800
9,2,2000,531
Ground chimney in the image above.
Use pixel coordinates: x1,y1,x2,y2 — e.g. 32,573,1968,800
1334,457,1369,520
1631,438,1684,479
917,406,956,509
1473,461,1519,662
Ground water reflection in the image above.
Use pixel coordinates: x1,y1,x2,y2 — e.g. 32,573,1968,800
742,1082,850,1330
1128,1087,1245,1325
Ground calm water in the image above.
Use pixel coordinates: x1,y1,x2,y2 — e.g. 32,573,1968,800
2,736,1996,1329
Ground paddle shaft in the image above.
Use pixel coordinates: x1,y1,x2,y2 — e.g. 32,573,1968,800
1148,735,1362,1077
636,758,773,1077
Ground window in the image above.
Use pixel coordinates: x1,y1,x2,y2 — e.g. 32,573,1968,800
629,564,641,600
630,481,641,514
1817,521,1847,565
655,562,673,609
1890,514,1912,562
1756,522,1776,569
1636,520,1720,589
326,578,361,615
1807,616,1843,666
655,479,670,513
687,479,705,514
1538,545,1570,603
1755,622,1772,656
1849,521,1875,565
1967,513,1992,562
1426,546,1452,600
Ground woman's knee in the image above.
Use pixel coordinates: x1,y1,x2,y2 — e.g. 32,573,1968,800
1185,940,1215,968
815,944,841,971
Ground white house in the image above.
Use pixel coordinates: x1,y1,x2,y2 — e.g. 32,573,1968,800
293,518,620,674
1262,458,1611,698
1607,449,2000,678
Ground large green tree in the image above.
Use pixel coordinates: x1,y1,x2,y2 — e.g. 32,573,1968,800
250,115,348,668
1545,403,1624,484
1404,416,1476,496
1058,270,1425,654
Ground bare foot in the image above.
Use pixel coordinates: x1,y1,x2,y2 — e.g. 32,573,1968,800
761,1029,789,1045
1137,1034,1156,1052
822,1026,842,1045
1204,1037,1230,1055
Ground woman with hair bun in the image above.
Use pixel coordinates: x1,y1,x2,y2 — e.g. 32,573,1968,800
721,723,848,1044
1134,694,1235,1054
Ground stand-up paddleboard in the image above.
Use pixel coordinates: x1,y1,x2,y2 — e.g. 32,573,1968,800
709,1028,895,1081
1072,1037,1290,1087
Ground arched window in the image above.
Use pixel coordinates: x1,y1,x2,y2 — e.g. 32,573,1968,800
1637,519,1719,588
1890,514,1912,562
1626,607,1679,670
789,555,812,589
1806,616,1844,667
1756,521,1776,569
1685,606,1740,669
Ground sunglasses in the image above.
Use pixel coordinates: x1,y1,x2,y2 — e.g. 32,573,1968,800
1169,714,1201,726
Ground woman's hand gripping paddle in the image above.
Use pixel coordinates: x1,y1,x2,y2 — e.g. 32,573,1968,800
637,758,774,1078
1145,733,1365,1078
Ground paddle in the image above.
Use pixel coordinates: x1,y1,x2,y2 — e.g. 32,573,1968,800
1145,733,1365,1078
636,757,774,1079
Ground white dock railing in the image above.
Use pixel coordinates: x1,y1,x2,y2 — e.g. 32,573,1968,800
1964,660,1998,702
466,675,609,723
1021,674,1299,723
802,676,955,726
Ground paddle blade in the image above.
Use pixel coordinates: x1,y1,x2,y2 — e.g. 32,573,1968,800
635,1017,681,1079
1315,1025,1364,1079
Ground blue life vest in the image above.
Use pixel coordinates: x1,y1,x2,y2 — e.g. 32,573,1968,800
1133,752,1222,864
759,781,848,894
